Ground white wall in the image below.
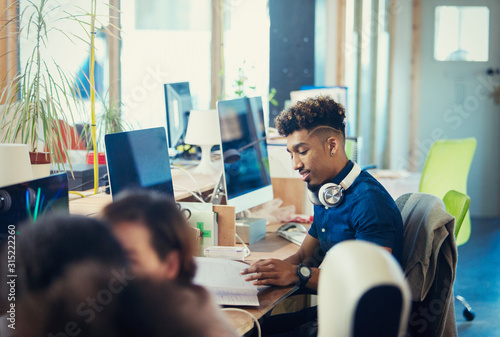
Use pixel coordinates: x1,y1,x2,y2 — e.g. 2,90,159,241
388,1,412,171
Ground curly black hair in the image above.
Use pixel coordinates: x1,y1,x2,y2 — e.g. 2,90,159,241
275,95,346,137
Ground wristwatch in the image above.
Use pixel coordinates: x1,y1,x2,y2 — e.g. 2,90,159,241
296,264,312,287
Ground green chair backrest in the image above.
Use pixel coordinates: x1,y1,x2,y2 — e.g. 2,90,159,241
345,137,358,162
443,190,471,239
419,137,476,245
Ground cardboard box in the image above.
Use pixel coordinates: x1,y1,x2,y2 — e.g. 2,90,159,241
235,217,266,244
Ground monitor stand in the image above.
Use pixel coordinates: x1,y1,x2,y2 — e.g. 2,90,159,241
210,172,225,205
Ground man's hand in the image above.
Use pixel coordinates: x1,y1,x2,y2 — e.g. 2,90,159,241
240,258,298,286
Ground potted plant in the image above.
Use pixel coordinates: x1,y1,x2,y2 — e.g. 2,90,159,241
83,96,134,165
232,61,279,106
0,0,85,178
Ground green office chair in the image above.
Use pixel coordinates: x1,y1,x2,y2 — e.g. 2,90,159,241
419,138,476,245
345,137,358,163
442,190,475,321
443,190,471,238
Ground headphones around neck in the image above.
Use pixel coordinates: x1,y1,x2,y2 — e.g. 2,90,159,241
308,162,362,208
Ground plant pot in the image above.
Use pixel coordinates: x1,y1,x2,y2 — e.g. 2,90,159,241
86,152,106,165
0,144,33,186
30,152,52,180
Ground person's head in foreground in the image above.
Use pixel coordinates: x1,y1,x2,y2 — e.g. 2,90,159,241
275,95,349,193
16,261,238,337
0,214,128,312
100,189,197,283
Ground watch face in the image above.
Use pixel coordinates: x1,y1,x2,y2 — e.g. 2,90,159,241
300,265,311,277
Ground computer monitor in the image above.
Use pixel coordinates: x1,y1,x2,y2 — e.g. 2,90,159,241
217,96,273,214
104,127,174,199
163,82,193,153
0,172,69,244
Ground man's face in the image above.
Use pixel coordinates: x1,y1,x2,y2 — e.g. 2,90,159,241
286,129,337,191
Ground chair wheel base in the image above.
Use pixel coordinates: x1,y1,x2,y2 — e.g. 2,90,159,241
463,308,475,321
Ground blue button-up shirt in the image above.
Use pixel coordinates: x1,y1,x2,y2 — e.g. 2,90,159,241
308,161,403,264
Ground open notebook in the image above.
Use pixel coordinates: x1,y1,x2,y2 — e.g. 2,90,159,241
193,257,259,306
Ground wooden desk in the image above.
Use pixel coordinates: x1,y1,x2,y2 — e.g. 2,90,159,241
225,286,297,335
369,169,421,200
224,223,303,335
69,191,111,216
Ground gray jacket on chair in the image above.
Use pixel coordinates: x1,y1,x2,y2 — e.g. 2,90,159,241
396,192,458,337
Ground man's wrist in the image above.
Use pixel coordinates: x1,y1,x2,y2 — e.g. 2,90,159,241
296,263,312,287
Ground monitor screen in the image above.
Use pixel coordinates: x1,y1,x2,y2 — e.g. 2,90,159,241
0,172,69,243
164,82,193,150
217,96,273,214
104,127,174,199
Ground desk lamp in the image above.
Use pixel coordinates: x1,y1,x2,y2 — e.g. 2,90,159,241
184,110,221,175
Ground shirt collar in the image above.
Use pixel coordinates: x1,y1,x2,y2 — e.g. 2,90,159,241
331,160,354,185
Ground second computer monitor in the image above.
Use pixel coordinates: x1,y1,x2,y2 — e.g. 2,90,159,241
217,96,273,214
164,82,193,151
104,127,174,199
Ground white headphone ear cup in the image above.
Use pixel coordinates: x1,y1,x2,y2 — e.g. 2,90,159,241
307,189,322,206
319,183,343,207
309,162,360,208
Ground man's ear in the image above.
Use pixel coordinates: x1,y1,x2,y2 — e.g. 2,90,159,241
327,136,340,155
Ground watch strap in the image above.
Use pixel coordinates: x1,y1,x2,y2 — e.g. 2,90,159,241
297,263,312,287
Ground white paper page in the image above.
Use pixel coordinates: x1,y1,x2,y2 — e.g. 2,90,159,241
207,287,259,306
193,257,259,306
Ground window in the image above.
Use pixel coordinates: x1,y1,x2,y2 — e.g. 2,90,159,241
434,6,489,62
18,0,110,123
221,0,270,103
343,0,392,168
120,0,212,129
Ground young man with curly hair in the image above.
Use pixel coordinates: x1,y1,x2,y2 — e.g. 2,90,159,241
241,95,403,337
